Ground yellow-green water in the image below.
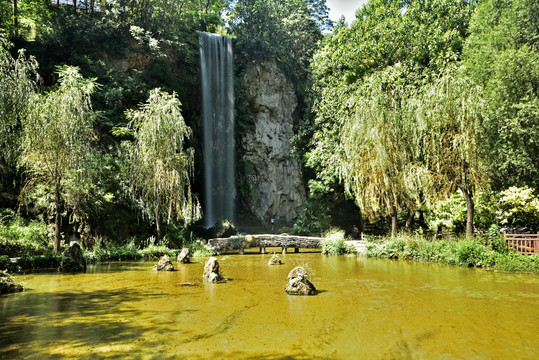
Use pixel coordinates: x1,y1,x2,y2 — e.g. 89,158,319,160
1,251,538,359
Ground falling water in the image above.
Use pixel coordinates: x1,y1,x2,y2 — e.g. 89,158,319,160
200,32,235,227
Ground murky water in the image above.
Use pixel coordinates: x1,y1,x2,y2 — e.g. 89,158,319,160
1,250,538,359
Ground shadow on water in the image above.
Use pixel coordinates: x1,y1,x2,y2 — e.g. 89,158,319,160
0,288,174,359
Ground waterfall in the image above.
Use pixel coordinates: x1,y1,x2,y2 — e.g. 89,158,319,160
200,32,235,227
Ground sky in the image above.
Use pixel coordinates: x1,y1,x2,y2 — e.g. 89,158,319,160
326,0,369,25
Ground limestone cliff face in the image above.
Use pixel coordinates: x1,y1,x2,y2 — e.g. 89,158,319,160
240,60,306,223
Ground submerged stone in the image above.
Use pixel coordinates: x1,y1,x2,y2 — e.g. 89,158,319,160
284,266,316,295
268,254,282,265
153,255,174,271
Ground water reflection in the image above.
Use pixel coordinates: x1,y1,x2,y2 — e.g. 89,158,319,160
1,254,538,359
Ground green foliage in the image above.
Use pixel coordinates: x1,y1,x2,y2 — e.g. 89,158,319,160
486,224,506,253
0,269,23,294
0,209,52,256
0,32,38,167
85,236,176,262
0,255,12,271
321,229,356,255
492,252,539,272
123,88,200,242
19,65,97,252
15,251,63,271
427,193,467,232
307,0,477,235
364,234,539,271
190,240,219,258
293,198,332,236
497,186,539,228
464,0,539,190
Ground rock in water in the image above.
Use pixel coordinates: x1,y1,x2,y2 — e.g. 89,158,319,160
0,270,23,294
153,255,174,271
203,257,222,282
59,242,86,272
177,248,190,263
268,254,282,265
284,266,316,295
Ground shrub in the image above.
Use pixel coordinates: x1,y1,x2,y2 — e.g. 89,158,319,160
364,234,538,271
0,270,23,294
0,215,52,256
497,186,539,229
321,229,356,255
190,240,218,257
0,255,13,271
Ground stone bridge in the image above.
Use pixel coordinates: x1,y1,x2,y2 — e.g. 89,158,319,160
207,234,322,254
207,234,366,254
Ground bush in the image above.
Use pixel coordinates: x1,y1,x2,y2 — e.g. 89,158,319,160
0,213,52,256
0,255,13,271
0,270,23,294
321,229,356,255
364,234,536,271
497,186,539,229
190,240,218,258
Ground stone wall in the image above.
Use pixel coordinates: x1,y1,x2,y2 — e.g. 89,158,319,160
240,60,306,223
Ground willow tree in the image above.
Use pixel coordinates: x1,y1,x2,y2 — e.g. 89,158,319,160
125,88,200,243
20,66,97,252
0,34,38,196
339,67,420,237
414,66,487,237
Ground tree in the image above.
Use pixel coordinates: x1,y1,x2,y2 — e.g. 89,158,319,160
413,66,488,237
0,33,38,182
20,66,97,252
339,67,418,237
124,88,200,243
308,0,476,233
463,0,539,190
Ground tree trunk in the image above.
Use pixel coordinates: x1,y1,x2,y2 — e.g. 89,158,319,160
405,208,414,231
54,178,61,253
358,206,364,234
73,0,77,13
391,205,397,237
459,185,474,238
155,205,162,245
12,0,18,38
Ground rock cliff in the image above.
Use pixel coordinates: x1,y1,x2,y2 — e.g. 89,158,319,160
240,60,306,223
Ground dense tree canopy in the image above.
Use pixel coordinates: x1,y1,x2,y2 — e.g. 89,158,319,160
0,0,538,246
463,0,539,190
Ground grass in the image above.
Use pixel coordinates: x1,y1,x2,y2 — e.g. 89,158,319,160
364,233,539,272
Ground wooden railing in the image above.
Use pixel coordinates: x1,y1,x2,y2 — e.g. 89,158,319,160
504,233,539,255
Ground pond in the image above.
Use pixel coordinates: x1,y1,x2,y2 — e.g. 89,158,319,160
1,250,538,359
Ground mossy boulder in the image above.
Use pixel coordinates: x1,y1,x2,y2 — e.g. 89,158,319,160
177,248,190,263
203,257,222,282
153,255,174,271
284,266,316,295
59,242,86,273
0,270,23,295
